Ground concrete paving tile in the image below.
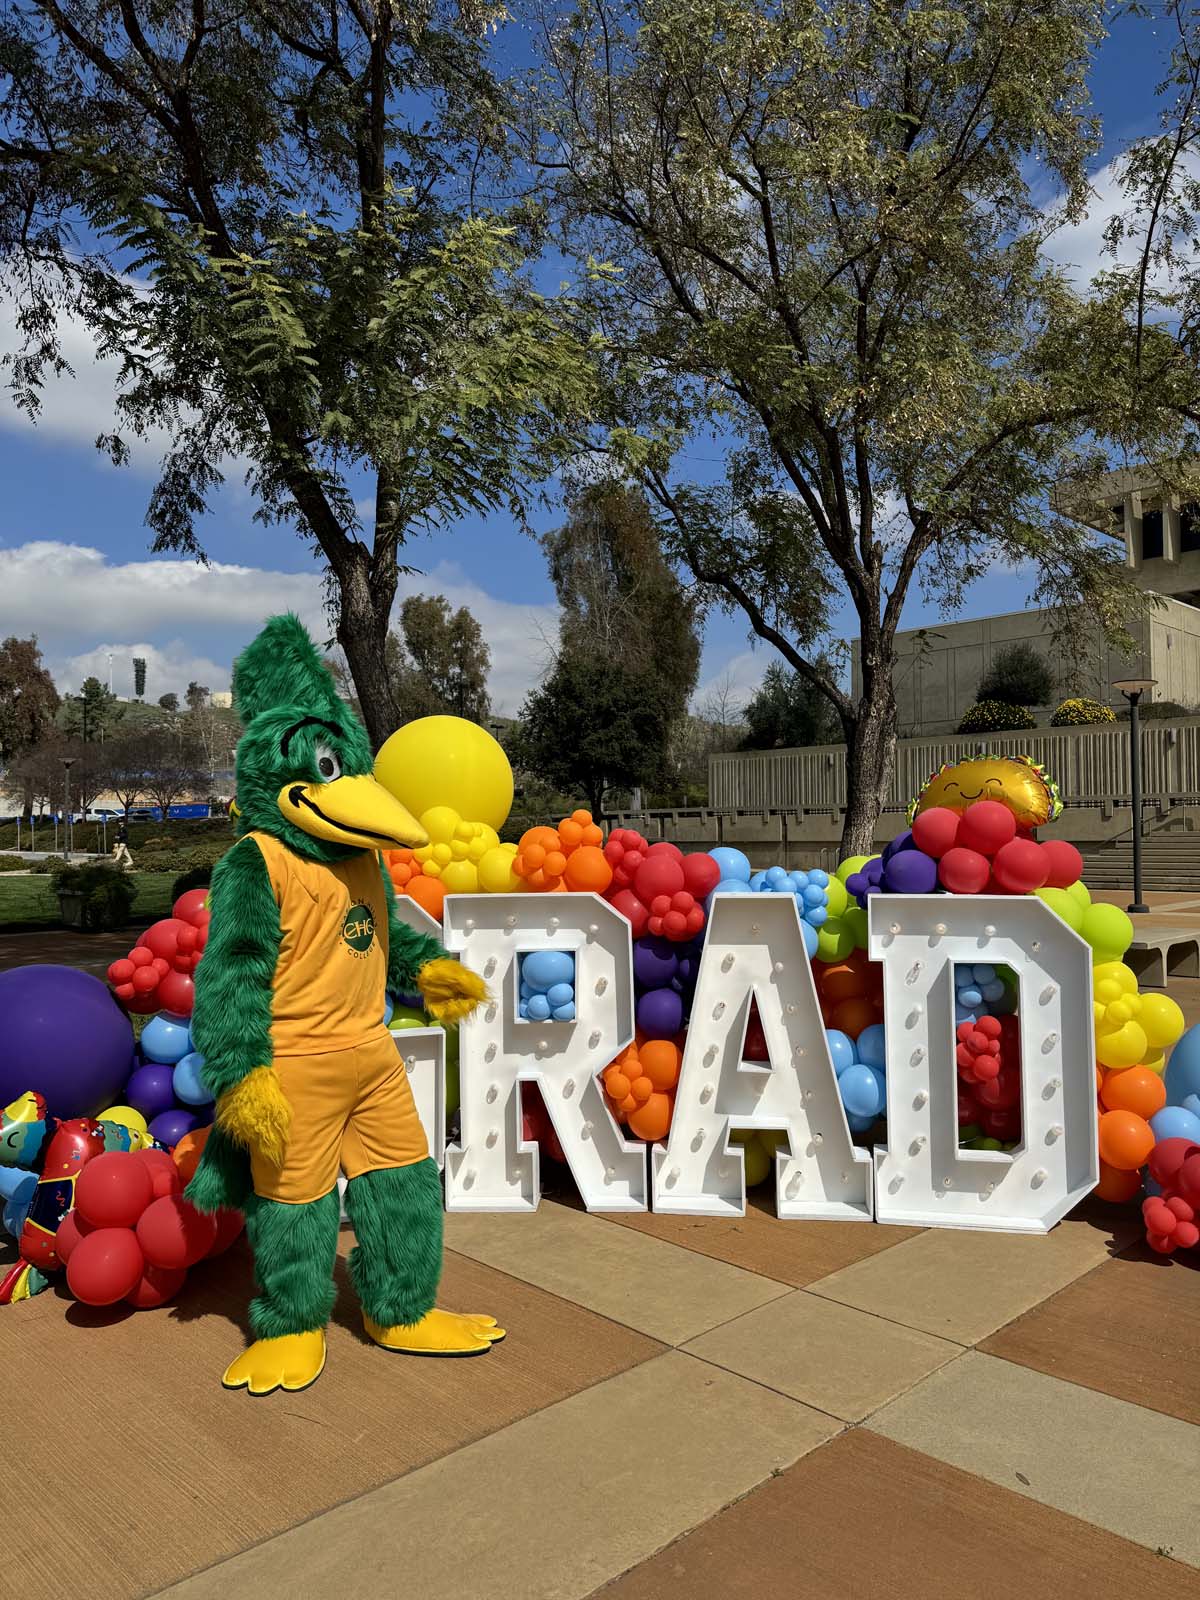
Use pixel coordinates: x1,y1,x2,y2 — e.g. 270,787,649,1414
868,1351,1200,1567
154,1350,842,1600
593,1428,1191,1600
982,1247,1200,1426
683,1289,963,1421
806,1213,1141,1343
444,1201,790,1344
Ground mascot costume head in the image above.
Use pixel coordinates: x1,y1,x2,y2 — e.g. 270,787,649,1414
186,614,503,1396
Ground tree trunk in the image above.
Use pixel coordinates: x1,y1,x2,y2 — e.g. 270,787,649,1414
337,553,400,751
840,670,898,858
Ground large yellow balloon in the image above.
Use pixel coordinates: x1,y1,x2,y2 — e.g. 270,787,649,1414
375,717,513,831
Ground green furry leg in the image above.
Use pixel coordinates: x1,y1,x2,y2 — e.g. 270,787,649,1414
344,1160,444,1327
185,1123,253,1215
244,1188,340,1338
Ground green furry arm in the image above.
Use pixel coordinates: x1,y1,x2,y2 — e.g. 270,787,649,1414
191,835,280,1099
378,856,446,992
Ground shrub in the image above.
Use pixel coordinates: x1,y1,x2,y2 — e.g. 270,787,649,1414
171,864,213,902
50,862,138,930
1050,697,1117,727
0,855,31,872
956,700,1038,734
976,643,1054,708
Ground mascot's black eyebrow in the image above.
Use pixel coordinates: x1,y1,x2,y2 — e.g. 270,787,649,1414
280,716,341,756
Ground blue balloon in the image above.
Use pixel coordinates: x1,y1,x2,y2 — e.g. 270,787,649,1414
1150,1105,1200,1143
173,1050,213,1107
973,964,997,985
521,950,575,992
141,1012,193,1066
788,870,810,891
518,999,529,1019
801,920,819,958
808,869,830,888
839,1064,883,1119
525,993,552,1022
547,982,575,1008
710,877,752,897
981,979,1006,1004
958,986,983,1009
868,1065,887,1108
551,1002,576,1022
1164,1025,1200,1106
749,871,768,892
709,847,752,883
802,884,826,908
825,1029,856,1075
1184,1094,1200,1121
955,1002,978,1026
856,1023,887,1069
846,1111,875,1133
382,994,395,1026
765,865,789,887
804,905,828,928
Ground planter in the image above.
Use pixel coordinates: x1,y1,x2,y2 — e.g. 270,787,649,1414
57,890,86,929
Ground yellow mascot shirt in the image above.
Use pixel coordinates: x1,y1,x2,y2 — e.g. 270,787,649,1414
248,830,388,1057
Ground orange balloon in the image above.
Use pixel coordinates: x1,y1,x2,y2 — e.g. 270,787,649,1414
605,1069,632,1102
563,845,614,895
818,962,866,1005
831,997,878,1037
1100,1066,1167,1120
640,1038,682,1092
172,1125,210,1186
628,1092,672,1142
1093,1160,1143,1204
405,874,446,919
1097,1109,1155,1172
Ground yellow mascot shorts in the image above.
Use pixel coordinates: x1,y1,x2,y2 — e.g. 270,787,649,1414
251,1030,429,1205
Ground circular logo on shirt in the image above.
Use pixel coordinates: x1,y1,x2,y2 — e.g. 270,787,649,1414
342,903,376,955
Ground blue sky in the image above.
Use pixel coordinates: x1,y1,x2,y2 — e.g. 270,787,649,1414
0,8,1174,714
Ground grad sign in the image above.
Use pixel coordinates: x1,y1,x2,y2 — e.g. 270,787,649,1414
398,892,1097,1234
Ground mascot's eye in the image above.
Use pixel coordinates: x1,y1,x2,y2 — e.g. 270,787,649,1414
314,742,342,783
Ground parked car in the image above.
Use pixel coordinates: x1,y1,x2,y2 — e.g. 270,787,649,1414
81,808,123,823
127,807,158,821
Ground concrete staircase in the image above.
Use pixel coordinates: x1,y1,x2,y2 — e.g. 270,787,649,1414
1079,834,1200,893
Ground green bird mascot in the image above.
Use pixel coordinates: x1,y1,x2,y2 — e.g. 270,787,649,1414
186,614,503,1396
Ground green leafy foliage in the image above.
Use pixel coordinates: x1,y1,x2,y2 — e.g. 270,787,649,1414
742,662,843,750
50,861,138,931
0,637,59,762
977,645,1056,709
388,596,492,724
1050,696,1117,726
957,701,1039,734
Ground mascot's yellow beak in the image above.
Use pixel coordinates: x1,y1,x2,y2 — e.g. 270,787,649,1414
277,774,429,850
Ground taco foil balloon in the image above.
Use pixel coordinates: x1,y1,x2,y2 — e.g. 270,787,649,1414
910,755,1062,830
185,613,504,1397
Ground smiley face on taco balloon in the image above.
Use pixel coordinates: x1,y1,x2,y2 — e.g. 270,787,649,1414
911,755,1062,830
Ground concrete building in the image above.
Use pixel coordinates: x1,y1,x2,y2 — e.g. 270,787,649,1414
852,466,1200,736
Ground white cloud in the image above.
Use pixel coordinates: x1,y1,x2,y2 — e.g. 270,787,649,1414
1042,147,1200,290
0,540,557,715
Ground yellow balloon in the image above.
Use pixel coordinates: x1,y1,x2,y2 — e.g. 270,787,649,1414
440,859,480,895
1139,992,1185,1051
1094,961,1138,998
420,805,463,845
376,717,513,831
478,843,522,894
1144,1050,1166,1076
98,1105,151,1151
1096,1020,1149,1070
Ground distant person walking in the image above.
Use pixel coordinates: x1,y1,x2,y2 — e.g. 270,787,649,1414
112,820,134,871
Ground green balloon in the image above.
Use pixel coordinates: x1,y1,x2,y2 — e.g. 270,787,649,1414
836,854,872,884
958,1123,982,1142
843,905,870,950
741,1135,771,1188
816,917,856,963
1081,902,1133,962
1064,879,1092,911
389,1004,428,1031
1035,885,1084,932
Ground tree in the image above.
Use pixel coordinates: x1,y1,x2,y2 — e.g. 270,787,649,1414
105,732,154,818
4,734,106,821
139,738,206,822
543,483,700,726
0,636,59,771
133,657,147,699
157,693,179,713
976,644,1055,709
511,655,670,815
528,0,1200,853
0,0,597,748
388,595,492,724
185,682,209,716
742,662,843,751
62,677,124,743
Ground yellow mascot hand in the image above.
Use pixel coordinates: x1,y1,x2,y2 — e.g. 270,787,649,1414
417,957,490,1024
216,1067,292,1168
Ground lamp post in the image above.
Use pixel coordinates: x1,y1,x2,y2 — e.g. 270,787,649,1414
60,756,77,863
1112,678,1157,915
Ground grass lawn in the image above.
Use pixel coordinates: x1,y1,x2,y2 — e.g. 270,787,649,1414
0,871,178,930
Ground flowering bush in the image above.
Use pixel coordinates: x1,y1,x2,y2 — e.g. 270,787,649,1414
1050,697,1116,727
956,700,1037,734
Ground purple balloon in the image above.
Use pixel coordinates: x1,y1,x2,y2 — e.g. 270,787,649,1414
124,1063,178,1120
675,939,704,990
864,859,884,883
845,872,868,898
883,829,914,862
0,965,135,1119
633,935,680,991
883,849,938,894
637,986,684,1040
148,1108,198,1147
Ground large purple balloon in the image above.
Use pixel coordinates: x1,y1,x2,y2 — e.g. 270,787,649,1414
124,1063,178,1121
148,1108,198,1147
633,935,679,991
637,986,684,1040
883,849,938,894
0,965,135,1119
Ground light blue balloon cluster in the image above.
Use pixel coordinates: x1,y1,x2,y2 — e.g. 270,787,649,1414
706,848,827,958
953,964,1015,1025
1152,1025,1200,1146
172,1050,213,1107
826,1022,887,1133
140,1012,214,1109
519,949,576,1022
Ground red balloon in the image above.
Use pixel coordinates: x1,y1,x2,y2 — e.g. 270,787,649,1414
66,1227,145,1306
128,945,154,968
125,1263,187,1309
634,854,685,903
74,1152,155,1229
608,887,650,938
938,846,991,894
173,888,210,926
131,1147,183,1200
107,957,136,985
205,1209,245,1258
956,801,1017,856
992,838,1049,895
156,968,195,1017
1147,1137,1199,1188
1040,839,1083,889
136,1195,219,1269
681,852,721,899
646,841,684,862
131,966,160,994
911,807,961,859
142,918,188,960
54,1209,97,1264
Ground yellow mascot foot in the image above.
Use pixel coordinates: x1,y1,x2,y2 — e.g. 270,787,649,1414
363,1308,506,1356
221,1330,327,1395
